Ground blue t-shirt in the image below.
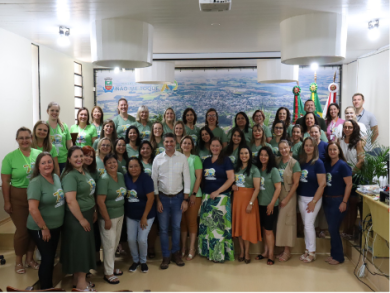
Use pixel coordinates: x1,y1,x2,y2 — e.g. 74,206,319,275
298,159,326,197
124,172,156,220
318,141,328,162
203,156,234,195
324,160,352,196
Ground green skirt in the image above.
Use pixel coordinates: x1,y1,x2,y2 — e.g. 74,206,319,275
61,208,96,274
198,193,235,262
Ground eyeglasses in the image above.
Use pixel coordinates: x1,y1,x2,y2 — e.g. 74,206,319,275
207,114,216,118
101,144,111,148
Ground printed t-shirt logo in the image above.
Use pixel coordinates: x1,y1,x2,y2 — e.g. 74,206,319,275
156,147,165,155
141,131,151,140
229,156,236,164
235,174,245,187
300,170,308,182
190,134,197,145
145,168,152,177
51,134,63,154
77,135,86,144
252,151,258,158
260,177,265,190
204,168,216,180
121,166,127,174
25,162,36,179
127,189,139,202
98,168,105,176
326,173,332,186
278,169,285,182
53,189,65,207
201,155,211,162
88,179,96,196
121,124,131,132
116,187,126,201
273,147,279,154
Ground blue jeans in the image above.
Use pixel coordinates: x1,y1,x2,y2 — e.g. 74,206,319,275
323,196,347,263
157,192,183,257
126,217,154,264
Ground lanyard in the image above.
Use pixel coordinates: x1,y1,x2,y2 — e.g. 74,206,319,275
19,148,31,168
330,117,338,134
77,125,87,145
357,109,365,122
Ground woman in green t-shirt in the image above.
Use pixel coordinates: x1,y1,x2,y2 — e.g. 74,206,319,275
250,124,272,163
125,126,141,158
70,107,98,148
150,122,165,156
114,138,129,175
134,105,152,141
162,107,176,134
60,146,97,291
96,138,113,177
182,108,200,147
196,126,214,162
291,124,303,160
179,136,203,261
46,102,72,172
224,127,247,166
274,107,294,138
205,108,228,147
252,110,272,143
174,121,187,151
93,119,118,150
255,146,282,265
275,140,301,262
231,146,261,264
91,106,104,140
269,121,288,156
227,112,252,144
27,152,65,289
112,98,136,138
31,120,60,176
96,153,126,285
1,127,41,274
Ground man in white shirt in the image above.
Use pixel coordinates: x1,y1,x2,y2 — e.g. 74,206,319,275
352,93,379,143
152,132,190,269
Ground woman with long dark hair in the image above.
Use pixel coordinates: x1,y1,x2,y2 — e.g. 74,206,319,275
71,107,98,147
310,125,328,161
114,138,129,175
325,103,344,142
125,125,142,158
92,119,118,150
274,107,293,137
302,112,328,142
291,124,303,160
254,146,281,265
182,108,200,146
196,126,214,162
227,112,252,144
224,127,247,165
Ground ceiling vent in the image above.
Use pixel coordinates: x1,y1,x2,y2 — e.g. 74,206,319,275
199,0,231,12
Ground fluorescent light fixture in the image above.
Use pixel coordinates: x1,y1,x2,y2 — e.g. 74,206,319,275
57,26,70,46
114,67,120,73
310,62,319,71
368,19,380,41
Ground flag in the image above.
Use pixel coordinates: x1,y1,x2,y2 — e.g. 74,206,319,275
322,83,338,117
309,82,323,118
292,86,305,123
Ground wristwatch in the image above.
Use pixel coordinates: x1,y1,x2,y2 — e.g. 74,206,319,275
41,225,48,230
184,198,189,202
192,192,197,196
249,202,253,206
312,199,317,204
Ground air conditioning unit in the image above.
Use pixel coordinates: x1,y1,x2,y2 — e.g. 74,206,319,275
199,0,231,12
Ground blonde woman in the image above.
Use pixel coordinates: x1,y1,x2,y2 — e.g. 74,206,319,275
336,106,367,140
134,105,153,140
249,124,272,163
150,122,165,156
162,107,176,134
113,98,136,138
174,121,187,151
96,138,113,177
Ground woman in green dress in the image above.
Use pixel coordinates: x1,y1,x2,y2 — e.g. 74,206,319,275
269,121,288,155
162,107,176,134
113,98,136,138
114,138,129,175
125,126,141,158
60,146,97,291
252,110,272,143
174,121,187,151
250,124,272,163
91,106,104,139
70,107,98,148
274,107,294,138
92,119,118,150
96,138,113,177
198,137,235,263
46,102,72,173
291,125,303,160
224,127,247,166
180,136,203,260
227,112,252,144
150,122,165,156
134,105,153,140
31,120,60,176
182,108,200,146
205,108,228,148
196,126,214,162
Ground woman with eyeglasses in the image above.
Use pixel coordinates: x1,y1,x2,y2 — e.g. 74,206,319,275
224,127,248,166
274,107,294,138
249,124,272,163
91,106,104,139
275,140,301,262
182,108,200,146
302,112,328,142
92,119,118,150
325,103,344,142
113,98,136,139
291,125,303,160
335,106,367,140
1,127,41,274
252,110,272,143
31,120,60,176
125,125,141,158
339,119,364,239
227,112,252,144
71,107,98,148
196,126,214,162
269,121,288,155
150,122,165,156
162,107,176,134
134,105,153,141
96,138,113,177
323,142,352,265
205,108,228,148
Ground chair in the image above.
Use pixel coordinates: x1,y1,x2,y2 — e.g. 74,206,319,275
6,287,65,292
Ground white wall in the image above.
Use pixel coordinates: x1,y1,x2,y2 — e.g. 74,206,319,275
342,49,389,146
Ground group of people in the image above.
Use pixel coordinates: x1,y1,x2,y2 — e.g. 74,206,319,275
1,93,378,291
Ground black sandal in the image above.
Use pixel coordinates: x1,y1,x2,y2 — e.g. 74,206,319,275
255,255,265,260
238,256,244,262
244,258,251,264
267,259,275,265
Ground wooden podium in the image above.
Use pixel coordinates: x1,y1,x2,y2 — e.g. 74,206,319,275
357,191,389,257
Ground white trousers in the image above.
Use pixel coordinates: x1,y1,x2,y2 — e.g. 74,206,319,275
298,196,322,252
98,216,124,275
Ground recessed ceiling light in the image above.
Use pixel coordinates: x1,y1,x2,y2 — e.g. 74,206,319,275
368,19,380,41
310,62,319,71
211,23,220,26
